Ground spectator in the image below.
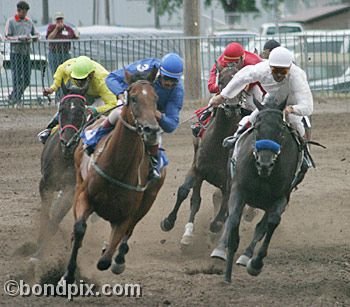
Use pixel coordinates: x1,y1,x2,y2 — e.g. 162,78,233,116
46,11,78,102
4,1,39,106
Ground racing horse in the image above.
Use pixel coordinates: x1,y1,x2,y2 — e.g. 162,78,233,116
211,99,301,283
160,60,245,245
62,69,165,283
31,82,89,260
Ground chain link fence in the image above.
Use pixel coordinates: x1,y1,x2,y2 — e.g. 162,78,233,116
0,32,349,107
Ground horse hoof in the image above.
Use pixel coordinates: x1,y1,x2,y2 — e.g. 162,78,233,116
160,218,174,232
60,274,75,285
97,258,112,271
210,248,227,261
180,235,193,246
246,259,262,276
236,254,250,266
209,221,223,233
111,262,125,275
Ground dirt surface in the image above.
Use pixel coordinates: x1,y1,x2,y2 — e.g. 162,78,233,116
0,98,349,306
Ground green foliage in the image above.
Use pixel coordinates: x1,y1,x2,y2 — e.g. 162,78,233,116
147,0,183,17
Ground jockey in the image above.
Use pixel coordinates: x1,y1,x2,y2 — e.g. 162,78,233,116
83,52,184,181
192,42,263,137
210,46,313,186
37,55,117,144
260,39,281,59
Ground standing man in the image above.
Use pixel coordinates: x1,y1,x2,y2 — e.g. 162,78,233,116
46,12,79,103
4,1,39,106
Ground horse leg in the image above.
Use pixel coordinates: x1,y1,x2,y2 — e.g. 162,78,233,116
97,220,131,272
246,197,288,277
180,178,203,246
35,185,75,260
32,178,54,260
111,234,130,275
236,212,268,266
161,171,195,232
63,190,93,284
209,188,228,233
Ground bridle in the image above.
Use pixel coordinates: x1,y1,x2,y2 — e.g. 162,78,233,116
58,94,87,149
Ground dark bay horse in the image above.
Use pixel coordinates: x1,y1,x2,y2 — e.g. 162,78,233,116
62,71,165,283
32,83,88,260
160,61,244,246
211,99,301,283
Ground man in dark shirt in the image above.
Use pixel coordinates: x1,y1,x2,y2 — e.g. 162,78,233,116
46,11,78,101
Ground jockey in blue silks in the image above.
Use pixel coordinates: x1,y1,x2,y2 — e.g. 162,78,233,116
81,52,184,181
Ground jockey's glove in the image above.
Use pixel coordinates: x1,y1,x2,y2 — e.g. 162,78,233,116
87,106,98,117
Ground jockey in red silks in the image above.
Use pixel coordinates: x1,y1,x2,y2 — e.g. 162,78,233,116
192,42,264,138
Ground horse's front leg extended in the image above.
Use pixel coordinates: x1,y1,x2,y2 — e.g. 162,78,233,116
64,190,92,284
180,178,203,246
236,212,268,266
97,220,131,272
246,197,288,277
224,185,245,283
161,171,195,232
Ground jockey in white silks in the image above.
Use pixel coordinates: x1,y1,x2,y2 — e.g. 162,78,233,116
210,46,313,142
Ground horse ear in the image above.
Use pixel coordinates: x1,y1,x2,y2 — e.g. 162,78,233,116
147,66,158,83
237,57,244,70
253,96,264,111
254,48,259,55
124,69,132,85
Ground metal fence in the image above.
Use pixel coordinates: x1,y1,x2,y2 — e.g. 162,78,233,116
0,32,349,107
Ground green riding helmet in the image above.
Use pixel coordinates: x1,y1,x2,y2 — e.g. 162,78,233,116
71,56,95,79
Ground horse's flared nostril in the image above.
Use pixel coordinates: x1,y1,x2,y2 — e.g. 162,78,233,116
143,125,160,135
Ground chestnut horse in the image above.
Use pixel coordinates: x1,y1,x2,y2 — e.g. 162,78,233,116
32,83,88,260
62,71,165,283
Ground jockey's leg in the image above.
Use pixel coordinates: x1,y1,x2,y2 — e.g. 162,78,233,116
37,112,59,144
147,144,161,181
288,114,311,190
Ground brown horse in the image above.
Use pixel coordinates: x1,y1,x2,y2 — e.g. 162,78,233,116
32,83,88,261
160,61,245,246
62,70,165,283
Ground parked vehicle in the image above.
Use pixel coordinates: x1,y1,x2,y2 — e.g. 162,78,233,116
260,22,304,36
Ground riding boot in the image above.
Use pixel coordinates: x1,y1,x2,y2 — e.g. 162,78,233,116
222,122,250,149
37,113,59,144
290,158,309,191
149,155,161,181
191,122,202,137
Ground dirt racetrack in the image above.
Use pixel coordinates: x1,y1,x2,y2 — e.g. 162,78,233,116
0,98,349,306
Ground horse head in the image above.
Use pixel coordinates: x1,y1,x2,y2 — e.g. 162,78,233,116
58,82,88,156
122,69,160,146
253,98,288,177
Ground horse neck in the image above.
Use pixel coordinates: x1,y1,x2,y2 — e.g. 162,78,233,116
210,107,239,136
104,108,146,175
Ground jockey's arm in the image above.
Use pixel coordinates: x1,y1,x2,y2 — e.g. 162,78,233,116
289,69,313,117
158,87,184,133
207,63,220,94
94,79,118,114
105,69,129,96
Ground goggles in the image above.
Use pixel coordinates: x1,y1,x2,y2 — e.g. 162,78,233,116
161,75,179,83
271,66,290,76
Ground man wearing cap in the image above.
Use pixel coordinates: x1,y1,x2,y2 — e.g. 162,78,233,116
4,1,39,106
46,11,79,101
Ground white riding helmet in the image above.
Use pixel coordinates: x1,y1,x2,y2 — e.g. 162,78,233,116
269,46,293,67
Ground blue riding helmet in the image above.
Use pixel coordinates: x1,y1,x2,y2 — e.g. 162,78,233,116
160,53,183,80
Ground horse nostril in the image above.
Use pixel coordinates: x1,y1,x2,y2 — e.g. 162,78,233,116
143,126,152,134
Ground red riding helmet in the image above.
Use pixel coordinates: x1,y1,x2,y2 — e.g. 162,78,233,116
223,42,245,62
